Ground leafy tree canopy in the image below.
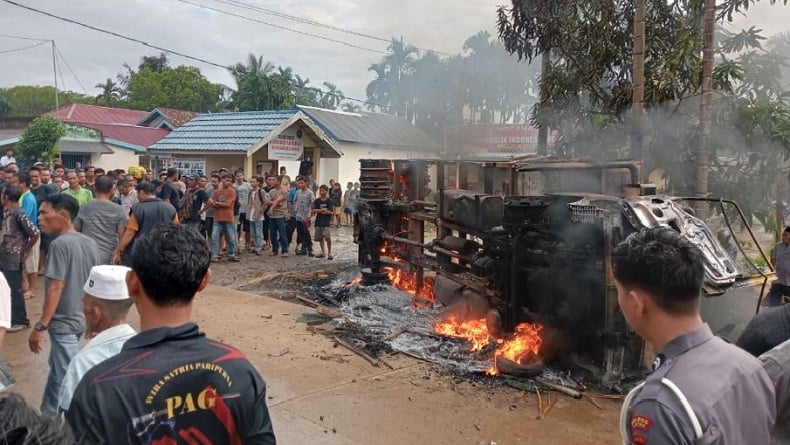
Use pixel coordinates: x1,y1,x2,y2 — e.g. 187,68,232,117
126,65,222,112
0,86,91,117
16,116,66,167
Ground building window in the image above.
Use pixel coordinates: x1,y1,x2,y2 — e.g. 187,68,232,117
170,158,206,177
61,154,91,170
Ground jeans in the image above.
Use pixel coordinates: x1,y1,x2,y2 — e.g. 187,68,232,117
2,268,27,326
767,282,790,306
212,221,237,257
269,217,288,254
41,332,80,418
250,219,263,252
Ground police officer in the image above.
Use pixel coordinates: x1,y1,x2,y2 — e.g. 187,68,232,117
768,227,790,306
759,338,790,443
615,227,775,444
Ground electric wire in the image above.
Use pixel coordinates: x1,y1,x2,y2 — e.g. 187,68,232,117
0,0,393,110
173,0,386,54
0,33,49,42
210,0,454,56
0,40,48,53
55,45,89,93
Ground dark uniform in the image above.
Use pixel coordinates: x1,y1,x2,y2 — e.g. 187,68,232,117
66,323,276,444
620,324,775,444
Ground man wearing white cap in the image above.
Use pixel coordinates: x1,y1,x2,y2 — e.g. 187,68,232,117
57,265,137,413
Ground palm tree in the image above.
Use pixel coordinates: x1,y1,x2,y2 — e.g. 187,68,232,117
95,78,121,105
228,54,281,110
319,82,344,110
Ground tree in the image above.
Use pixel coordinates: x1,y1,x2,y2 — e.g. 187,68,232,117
126,66,221,112
341,102,362,112
139,53,169,73
228,54,290,110
94,78,122,106
16,116,66,167
318,82,344,109
0,86,91,117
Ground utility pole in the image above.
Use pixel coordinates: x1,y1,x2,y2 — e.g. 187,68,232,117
695,0,715,219
537,51,550,156
631,0,646,170
51,40,59,110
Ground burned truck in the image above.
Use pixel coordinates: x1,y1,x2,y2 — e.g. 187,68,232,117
353,158,774,386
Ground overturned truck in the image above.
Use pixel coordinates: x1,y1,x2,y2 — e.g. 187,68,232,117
354,158,774,386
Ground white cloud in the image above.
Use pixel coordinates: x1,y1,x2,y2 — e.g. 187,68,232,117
0,0,786,110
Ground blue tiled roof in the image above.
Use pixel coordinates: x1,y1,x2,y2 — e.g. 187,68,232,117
149,110,298,152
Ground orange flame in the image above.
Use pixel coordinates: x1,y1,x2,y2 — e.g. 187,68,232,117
434,315,491,352
434,317,542,377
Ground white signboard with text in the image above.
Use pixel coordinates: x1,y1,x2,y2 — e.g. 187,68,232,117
268,128,304,161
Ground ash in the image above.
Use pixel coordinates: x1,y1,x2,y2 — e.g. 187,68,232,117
327,280,577,389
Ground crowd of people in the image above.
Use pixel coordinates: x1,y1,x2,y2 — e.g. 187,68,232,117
0,155,368,442
0,148,788,444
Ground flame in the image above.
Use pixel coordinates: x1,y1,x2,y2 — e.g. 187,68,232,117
486,323,543,376
434,317,542,377
435,315,490,352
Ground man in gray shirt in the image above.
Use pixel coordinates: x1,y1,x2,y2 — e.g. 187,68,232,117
768,227,790,306
234,170,252,252
30,194,100,418
293,176,315,256
615,227,775,444
75,175,127,265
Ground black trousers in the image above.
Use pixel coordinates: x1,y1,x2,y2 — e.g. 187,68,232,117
286,218,301,245
296,220,312,252
2,268,28,326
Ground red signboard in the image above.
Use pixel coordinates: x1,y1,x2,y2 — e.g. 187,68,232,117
445,124,556,158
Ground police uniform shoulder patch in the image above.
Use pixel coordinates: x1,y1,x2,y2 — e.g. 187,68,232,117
631,414,653,432
652,353,665,371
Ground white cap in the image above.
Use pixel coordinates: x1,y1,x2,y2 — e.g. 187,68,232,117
83,265,131,301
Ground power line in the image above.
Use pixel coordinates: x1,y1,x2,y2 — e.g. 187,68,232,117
212,0,454,57
0,40,48,53
173,0,386,54
0,33,49,42
55,45,88,94
0,0,394,111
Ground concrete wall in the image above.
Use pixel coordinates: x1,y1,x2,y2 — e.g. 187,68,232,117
90,146,141,171
319,143,440,186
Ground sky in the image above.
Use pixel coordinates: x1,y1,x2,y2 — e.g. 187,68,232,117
0,0,788,110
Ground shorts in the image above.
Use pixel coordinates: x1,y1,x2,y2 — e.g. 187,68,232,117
333,206,342,216
203,217,214,238
238,213,250,233
25,238,40,273
344,208,353,215
314,226,331,242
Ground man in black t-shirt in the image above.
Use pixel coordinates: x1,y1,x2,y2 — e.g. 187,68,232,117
67,224,276,444
311,184,334,259
181,174,208,230
160,168,181,211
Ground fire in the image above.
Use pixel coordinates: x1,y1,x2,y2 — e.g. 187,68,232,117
486,322,543,376
434,317,542,377
434,315,490,352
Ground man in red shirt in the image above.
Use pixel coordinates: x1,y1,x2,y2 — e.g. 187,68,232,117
207,174,238,262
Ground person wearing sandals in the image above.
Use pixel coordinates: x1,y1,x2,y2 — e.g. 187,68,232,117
312,185,334,260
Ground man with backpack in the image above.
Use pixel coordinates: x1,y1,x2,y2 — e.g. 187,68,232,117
179,174,208,232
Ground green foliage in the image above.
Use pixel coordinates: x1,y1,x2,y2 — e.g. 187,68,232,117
16,116,66,167
0,86,92,117
227,54,329,111
126,65,221,112
365,34,540,140
95,78,122,106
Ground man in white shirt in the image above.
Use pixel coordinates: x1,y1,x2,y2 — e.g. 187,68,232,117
0,149,15,167
0,272,10,348
58,265,137,412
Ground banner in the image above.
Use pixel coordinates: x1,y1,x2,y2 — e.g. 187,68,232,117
445,124,556,158
268,128,304,161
